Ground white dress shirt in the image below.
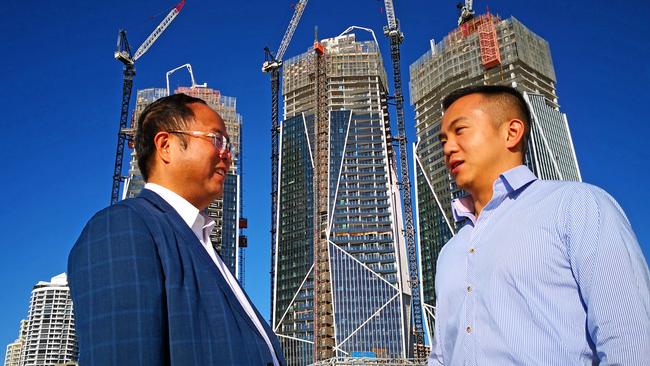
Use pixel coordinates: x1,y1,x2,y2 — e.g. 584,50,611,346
144,183,280,366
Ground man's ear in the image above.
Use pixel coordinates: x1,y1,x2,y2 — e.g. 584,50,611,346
153,131,173,164
505,118,525,151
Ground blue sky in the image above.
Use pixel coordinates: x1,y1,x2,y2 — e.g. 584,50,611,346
1,0,648,357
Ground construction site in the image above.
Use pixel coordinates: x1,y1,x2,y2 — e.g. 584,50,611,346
260,0,428,364
101,1,580,366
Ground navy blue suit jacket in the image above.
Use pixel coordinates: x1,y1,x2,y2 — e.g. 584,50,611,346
68,189,286,365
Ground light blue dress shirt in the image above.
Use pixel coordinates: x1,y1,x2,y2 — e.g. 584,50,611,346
429,165,650,365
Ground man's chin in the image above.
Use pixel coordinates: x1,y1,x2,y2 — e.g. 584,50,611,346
453,174,469,190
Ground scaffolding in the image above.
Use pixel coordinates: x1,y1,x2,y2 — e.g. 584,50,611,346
409,14,556,109
312,35,335,362
283,34,388,119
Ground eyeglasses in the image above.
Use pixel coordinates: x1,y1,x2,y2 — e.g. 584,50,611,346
169,130,233,159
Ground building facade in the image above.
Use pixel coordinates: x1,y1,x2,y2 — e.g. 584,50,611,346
4,320,26,366
409,13,581,341
123,86,245,278
272,30,413,365
14,274,77,365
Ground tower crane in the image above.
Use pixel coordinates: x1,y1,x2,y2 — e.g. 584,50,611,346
262,0,308,322
457,0,475,25
111,0,186,205
381,0,426,359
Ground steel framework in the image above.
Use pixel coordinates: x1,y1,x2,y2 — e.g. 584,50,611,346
263,0,308,318
312,31,335,362
381,0,425,358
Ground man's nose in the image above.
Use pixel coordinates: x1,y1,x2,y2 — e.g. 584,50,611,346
442,137,456,156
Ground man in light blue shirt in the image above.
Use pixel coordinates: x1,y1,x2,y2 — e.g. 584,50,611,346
430,85,650,365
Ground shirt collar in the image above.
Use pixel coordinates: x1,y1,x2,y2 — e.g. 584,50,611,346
144,183,214,232
451,165,537,223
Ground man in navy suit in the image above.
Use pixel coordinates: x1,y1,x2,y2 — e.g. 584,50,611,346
68,93,286,365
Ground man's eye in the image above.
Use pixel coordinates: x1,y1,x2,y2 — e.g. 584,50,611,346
440,139,447,146
456,127,465,134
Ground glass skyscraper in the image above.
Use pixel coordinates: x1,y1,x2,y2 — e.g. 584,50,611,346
409,13,581,341
272,30,413,365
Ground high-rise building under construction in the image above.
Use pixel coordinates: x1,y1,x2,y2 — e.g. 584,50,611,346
123,86,245,278
272,30,413,365
408,13,581,340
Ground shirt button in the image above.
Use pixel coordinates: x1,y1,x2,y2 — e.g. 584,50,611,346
469,247,476,254
466,286,472,293
466,326,472,333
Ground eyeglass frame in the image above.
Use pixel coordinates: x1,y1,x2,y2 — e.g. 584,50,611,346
168,130,233,159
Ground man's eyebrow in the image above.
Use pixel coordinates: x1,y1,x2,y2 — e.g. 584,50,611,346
211,127,227,135
213,128,231,141
439,117,465,141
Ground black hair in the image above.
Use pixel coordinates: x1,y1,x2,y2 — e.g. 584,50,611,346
442,85,531,155
134,93,207,181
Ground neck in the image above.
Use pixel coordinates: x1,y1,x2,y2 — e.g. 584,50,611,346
469,183,494,218
467,160,522,217
147,176,208,210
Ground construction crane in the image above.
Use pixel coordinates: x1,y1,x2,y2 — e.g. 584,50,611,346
111,0,186,205
381,0,426,359
262,0,308,324
457,0,475,25
166,63,207,96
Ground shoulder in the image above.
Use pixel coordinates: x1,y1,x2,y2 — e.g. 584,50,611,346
532,179,613,200
70,198,157,254
527,180,623,217
87,199,151,230
546,181,626,221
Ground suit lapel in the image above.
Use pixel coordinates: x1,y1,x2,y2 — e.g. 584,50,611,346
138,189,265,337
246,292,287,365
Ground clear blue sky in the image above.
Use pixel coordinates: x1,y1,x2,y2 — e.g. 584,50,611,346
1,0,648,357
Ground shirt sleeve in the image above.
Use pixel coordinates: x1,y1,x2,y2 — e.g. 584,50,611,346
67,204,168,365
561,185,650,365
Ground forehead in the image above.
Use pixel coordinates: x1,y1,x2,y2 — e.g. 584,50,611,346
441,94,486,128
188,103,227,135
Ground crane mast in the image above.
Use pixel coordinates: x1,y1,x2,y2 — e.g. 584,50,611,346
110,0,186,205
262,0,308,326
382,0,426,359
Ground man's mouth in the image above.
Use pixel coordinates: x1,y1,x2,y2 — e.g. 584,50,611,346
215,168,226,177
449,160,464,174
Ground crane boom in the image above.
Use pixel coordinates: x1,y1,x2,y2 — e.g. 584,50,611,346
275,0,308,62
133,0,186,61
383,0,398,31
382,0,426,359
